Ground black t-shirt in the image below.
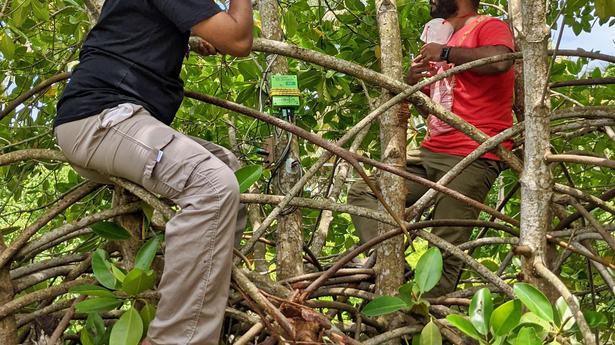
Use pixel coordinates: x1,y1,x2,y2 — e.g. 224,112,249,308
55,0,222,127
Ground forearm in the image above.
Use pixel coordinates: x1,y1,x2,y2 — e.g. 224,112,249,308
447,45,513,74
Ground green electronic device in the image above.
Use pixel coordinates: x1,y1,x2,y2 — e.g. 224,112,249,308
270,75,300,109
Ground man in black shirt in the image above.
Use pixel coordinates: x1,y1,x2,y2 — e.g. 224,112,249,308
54,0,252,344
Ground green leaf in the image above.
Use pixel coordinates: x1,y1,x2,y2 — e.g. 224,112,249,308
142,204,154,224
398,282,414,304
362,296,409,317
110,307,143,345
469,287,493,336
420,320,442,345
1,33,15,60
514,283,554,323
85,313,106,344
513,326,541,345
31,0,49,21
81,328,96,345
10,3,26,27
140,302,157,333
234,165,263,193
134,236,161,271
490,300,522,336
519,312,550,331
555,297,575,331
75,297,122,313
111,265,127,283
92,249,117,290
69,284,115,298
583,310,609,329
284,11,298,37
91,221,131,240
445,315,481,341
415,247,442,294
596,0,615,20
121,268,156,296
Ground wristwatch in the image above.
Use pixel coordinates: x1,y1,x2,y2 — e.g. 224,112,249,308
440,46,451,63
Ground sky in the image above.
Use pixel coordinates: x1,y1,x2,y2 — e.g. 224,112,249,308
555,20,614,70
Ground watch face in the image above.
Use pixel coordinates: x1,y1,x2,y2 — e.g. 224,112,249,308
440,47,449,60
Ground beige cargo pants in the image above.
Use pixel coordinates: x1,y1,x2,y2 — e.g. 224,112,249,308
55,103,245,345
348,148,503,297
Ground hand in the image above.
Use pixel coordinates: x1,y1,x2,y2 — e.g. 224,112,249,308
189,36,218,56
416,42,445,64
405,56,430,85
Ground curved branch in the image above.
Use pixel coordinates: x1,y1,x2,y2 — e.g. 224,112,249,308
10,253,87,280
362,325,423,345
15,299,75,327
20,229,91,263
569,200,615,252
0,149,66,166
533,261,595,345
555,187,615,230
16,202,142,259
553,106,615,120
550,77,615,89
108,177,175,220
13,266,75,292
310,287,376,301
554,183,615,215
0,278,94,319
232,266,295,339
570,242,615,296
457,237,519,251
546,153,615,170
239,194,515,234
552,49,615,64
0,72,71,121
0,181,100,269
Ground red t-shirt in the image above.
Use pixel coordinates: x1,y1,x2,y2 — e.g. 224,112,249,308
421,16,515,161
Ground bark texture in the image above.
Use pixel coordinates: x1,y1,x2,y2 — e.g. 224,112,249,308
517,0,552,282
373,0,406,316
0,238,17,345
259,0,304,280
507,0,525,122
112,187,143,269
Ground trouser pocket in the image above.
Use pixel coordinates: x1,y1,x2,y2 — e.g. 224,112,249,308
139,130,212,198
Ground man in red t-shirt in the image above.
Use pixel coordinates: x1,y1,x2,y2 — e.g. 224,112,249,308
348,0,514,296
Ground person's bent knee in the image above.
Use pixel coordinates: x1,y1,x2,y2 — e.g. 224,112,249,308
218,167,240,204
205,164,240,208
347,179,369,205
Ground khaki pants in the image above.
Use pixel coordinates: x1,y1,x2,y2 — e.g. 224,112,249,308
347,148,502,297
55,103,245,345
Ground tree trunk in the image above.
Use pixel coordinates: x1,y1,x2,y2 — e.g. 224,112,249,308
84,0,105,23
112,187,143,270
0,238,17,345
516,0,554,296
373,0,406,330
259,0,304,280
507,0,525,122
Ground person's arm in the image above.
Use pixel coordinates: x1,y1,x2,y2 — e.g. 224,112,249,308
191,0,253,57
417,43,513,74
